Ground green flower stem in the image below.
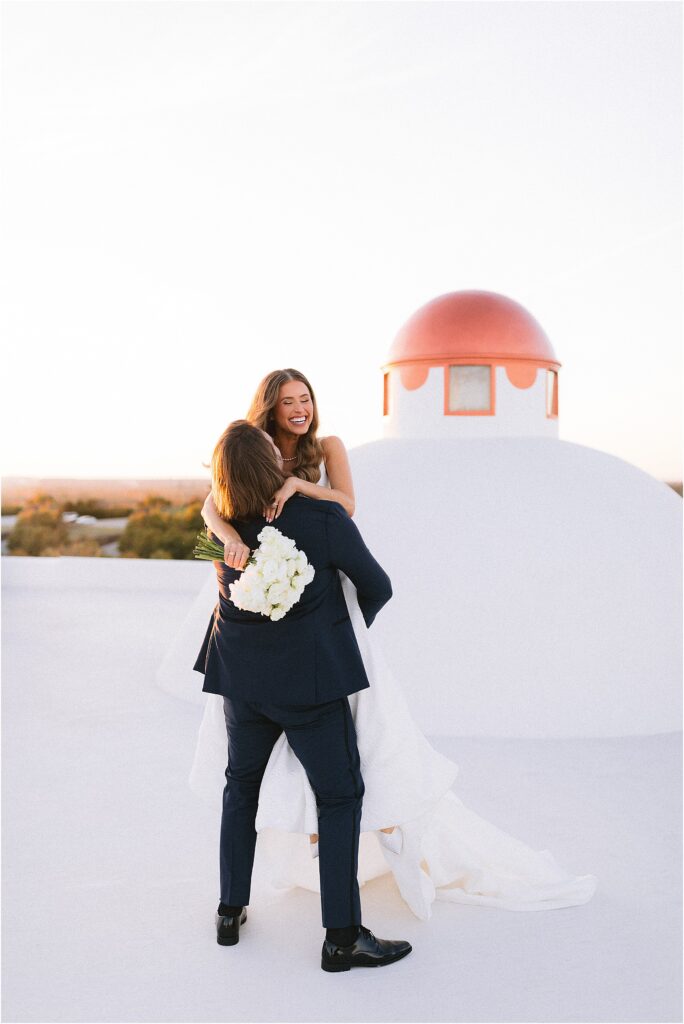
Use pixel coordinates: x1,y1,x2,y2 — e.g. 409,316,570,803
192,528,225,561
193,528,255,565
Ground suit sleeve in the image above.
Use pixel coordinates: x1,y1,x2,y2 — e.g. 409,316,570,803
325,505,392,628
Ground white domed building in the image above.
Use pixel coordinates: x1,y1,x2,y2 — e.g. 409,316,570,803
345,290,681,738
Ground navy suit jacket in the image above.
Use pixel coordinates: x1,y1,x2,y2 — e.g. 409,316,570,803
193,494,392,705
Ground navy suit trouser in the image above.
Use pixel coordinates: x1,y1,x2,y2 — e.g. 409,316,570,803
220,694,365,928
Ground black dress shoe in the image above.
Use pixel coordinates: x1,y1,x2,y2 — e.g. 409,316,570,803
321,925,412,972
215,907,247,946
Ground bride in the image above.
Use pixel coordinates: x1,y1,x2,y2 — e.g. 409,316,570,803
185,367,598,919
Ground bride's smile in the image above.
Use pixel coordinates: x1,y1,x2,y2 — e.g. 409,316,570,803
270,380,313,457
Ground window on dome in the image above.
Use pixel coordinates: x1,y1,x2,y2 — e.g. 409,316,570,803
383,372,390,416
546,369,558,417
447,365,491,412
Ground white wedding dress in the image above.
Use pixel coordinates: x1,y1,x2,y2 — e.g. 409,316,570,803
177,463,598,919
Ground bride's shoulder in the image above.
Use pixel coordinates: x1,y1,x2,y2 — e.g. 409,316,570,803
319,436,352,487
319,435,347,454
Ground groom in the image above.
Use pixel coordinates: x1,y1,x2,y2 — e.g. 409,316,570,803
193,420,412,972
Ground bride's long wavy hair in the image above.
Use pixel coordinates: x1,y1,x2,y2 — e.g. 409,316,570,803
246,369,324,484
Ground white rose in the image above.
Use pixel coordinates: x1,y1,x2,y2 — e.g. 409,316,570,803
267,579,291,604
302,564,315,584
230,568,270,613
260,557,280,582
257,525,278,544
256,531,281,559
290,574,306,595
278,558,292,578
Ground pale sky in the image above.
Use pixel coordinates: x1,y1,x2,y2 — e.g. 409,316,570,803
1,1,681,481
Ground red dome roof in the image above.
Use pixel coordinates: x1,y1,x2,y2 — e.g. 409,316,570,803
386,291,559,366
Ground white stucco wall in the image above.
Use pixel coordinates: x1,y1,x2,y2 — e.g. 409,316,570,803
348,436,681,738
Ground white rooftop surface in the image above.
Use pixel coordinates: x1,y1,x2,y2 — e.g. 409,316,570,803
2,556,681,1023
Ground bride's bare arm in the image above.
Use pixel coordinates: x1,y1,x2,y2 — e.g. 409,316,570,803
201,493,251,570
201,492,239,543
268,436,355,521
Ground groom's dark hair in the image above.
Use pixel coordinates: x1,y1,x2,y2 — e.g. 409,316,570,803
211,420,285,522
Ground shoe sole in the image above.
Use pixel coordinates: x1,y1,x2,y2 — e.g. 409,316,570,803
321,945,412,972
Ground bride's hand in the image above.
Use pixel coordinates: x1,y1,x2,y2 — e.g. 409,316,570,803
223,539,251,571
264,477,300,522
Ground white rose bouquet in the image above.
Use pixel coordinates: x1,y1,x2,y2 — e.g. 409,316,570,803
193,525,315,621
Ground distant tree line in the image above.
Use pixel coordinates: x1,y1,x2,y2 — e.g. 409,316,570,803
118,497,204,559
7,495,77,557
6,493,205,559
2,498,135,518
62,499,136,518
